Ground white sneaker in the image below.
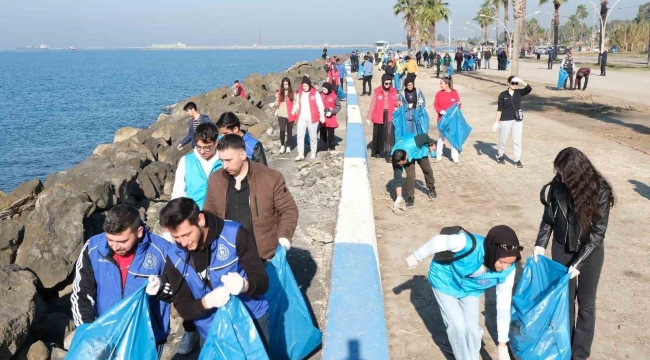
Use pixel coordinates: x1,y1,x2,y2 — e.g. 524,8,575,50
177,331,198,355
436,157,442,162
295,154,305,161
310,153,317,159
279,146,285,154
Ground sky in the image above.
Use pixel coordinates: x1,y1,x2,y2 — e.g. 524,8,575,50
0,0,645,49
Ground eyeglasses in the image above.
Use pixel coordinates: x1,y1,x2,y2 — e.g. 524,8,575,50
510,82,518,86
495,243,524,251
383,82,392,86
195,144,214,152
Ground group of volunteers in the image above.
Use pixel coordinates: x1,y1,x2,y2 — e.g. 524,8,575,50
354,48,612,360
72,92,302,356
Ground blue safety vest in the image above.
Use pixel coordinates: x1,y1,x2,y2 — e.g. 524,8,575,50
242,131,260,160
427,233,515,298
87,230,172,343
183,152,222,209
167,220,269,339
391,133,430,161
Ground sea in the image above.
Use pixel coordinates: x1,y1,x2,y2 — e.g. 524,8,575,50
0,48,370,192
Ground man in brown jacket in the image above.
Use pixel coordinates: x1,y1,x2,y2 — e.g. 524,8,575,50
203,134,298,260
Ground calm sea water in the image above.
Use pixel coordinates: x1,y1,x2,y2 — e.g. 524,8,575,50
0,48,362,192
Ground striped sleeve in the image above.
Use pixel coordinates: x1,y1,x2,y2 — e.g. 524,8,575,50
70,240,97,326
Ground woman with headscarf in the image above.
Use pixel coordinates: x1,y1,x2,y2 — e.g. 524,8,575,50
534,147,614,360
291,76,325,161
405,225,523,360
320,82,341,153
366,73,400,161
398,75,426,135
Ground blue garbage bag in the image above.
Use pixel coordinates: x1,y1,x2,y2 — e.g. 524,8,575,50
462,58,475,71
437,103,472,152
392,106,407,140
199,296,269,360
357,62,365,79
394,73,401,91
414,106,430,135
265,246,322,360
506,58,511,70
557,68,568,89
510,257,571,360
337,85,346,100
67,285,158,360
448,65,454,76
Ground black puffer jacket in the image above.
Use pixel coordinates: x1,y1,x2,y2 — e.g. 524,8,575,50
535,177,611,270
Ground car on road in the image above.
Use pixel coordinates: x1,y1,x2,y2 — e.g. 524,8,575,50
557,46,570,55
536,46,549,55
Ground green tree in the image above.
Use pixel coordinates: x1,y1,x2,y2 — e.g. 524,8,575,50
417,0,451,48
576,4,589,22
476,0,496,42
540,0,569,58
394,0,419,51
566,15,580,47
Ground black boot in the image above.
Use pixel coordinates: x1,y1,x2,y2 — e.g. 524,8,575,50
428,187,437,199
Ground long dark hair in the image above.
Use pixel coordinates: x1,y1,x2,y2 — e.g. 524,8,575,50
279,77,294,102
553,147,615,232
441,76,454,91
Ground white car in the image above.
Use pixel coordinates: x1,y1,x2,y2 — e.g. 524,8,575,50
536,46,549,55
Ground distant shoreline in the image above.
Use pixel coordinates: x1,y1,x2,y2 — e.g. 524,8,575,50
4,44,390,51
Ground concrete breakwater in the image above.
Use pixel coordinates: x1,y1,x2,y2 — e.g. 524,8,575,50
0,56,347,359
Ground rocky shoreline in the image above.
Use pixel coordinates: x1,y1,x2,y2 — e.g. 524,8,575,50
0,55,346,359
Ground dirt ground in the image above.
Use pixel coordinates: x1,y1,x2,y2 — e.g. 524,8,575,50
354,63,650,359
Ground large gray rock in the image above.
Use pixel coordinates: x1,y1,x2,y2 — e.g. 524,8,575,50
143,137,170,161
0,266,39,358
157,113,170,123
50,347,67,360
142,162,175,197
15,186,95,288
113,126,142,143
0,180,43,220
132,170,158,199
247,123,271,139
26,340,49,360
237,113,260,127
0,220,24,265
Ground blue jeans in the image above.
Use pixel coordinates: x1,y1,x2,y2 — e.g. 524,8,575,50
432,288,483,360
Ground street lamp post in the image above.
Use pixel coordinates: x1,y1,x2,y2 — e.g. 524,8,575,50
466,22,483,42
480,14,511,47
448,18,452,48
587,0,623,59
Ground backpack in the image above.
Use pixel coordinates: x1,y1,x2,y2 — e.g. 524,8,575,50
433,226,477,264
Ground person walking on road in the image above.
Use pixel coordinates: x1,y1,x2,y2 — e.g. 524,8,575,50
561,53,575,90
361,56,374,96
443,53,452,74
399,76,426,135
434,53,442,78
336,58,345,90
433,77,462,163
405,56,418,80
416,50,422,66
405,225,523,360
275,77,296,153
216,112,268,166
534,147,615,360
484,49,491,69
574,68,591,91
320,82,341,153
548,48,555,70
493,76,532,168
423,50,429,68
476,50,482,70
391,133,437,209
327,62,340,94
455,51,463,72
178,102,211,150
367,74,400,161
600,49,608,76
291,76,325,160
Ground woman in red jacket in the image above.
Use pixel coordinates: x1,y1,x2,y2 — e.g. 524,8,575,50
275,77,296,154
292,76,325,161
327,63,340,93
366,74,400,162
320,82,341,153
433,76,462,163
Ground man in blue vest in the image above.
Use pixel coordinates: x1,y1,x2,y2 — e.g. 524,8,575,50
170,122,222,354
215,112,267,166
147,197,270,348
391,133,437,210
70,204,173,358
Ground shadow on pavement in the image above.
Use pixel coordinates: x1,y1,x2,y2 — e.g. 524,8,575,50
629,180,650,200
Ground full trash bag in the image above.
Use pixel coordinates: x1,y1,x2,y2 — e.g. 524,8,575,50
357,62,365,79
414,106,430,135
265,246,322,360
199,296,269,360
393,73,401,91
557,68,569,89
66,285,158,360
437,103,472,152
337,85,346,100
448,65,454,76
510,257,571,360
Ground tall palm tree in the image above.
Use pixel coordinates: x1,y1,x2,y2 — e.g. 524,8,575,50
566,14,580,47
476,0,496,43
599,0,608,52
503,0,510,45
418,0,451,48
511,0,526,75
492,0,504,46
394,0,419,51
540,0,569,58
576,4,589,22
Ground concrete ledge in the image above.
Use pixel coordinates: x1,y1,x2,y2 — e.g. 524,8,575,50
323,62,389,360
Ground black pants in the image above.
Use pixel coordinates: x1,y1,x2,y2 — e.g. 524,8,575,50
552,241,604,359
278,117,293,148
476,59,481,69
548,59,553,69
404,158,435,201
183,319,196,333
436,65,441,78
325,127,336,150
253,313,270,350
456,61,462,72
600,62,607,76
575,76,589,90
371,110,394,158
563,70,574,89
362,75,372,94
416,58,421,66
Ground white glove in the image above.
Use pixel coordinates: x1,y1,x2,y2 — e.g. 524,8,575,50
533,246,546,262
512,77,522,83
203,287,231,309
146,276,161,296
498,345,510,360
393,196,404,211
220,272,247,295
325,111,332,117
406,254,419,269
568,265,581,279
279,237,291,250
366,119,372,126
439,110,446,115
492,122,501,133
177,144,183,150
320,117,326,124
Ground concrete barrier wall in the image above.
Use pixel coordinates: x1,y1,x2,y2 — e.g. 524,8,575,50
322,62,389,360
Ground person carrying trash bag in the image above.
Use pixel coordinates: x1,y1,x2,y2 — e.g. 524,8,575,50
434,77,470,164
533,147,615,360
405,225,524,360
398,75,427,136
70,204,173,358
147,197,271,349
390,133,437,210
557,68,569,90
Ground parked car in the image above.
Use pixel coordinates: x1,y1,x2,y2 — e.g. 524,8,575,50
557,46,569,55
536,46,549,55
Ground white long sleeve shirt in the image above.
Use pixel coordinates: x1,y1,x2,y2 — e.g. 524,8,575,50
171,148,221,200
414,233,515,343
295,89,325,122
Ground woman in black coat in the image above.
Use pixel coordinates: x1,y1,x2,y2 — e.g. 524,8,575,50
534,147,615,360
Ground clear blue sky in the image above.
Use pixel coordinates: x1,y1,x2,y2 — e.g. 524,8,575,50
0,0,644,48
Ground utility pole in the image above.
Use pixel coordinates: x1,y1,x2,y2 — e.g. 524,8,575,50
448,18,452,48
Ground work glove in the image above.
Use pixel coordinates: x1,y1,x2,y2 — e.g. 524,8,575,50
203,287,231,309
532,246,546,262
279,237,291,250
393,196,404,211
177,144,183,150
492,122,501,133
320,117,326,124
325,111,332,117
221,272,247,295
568,265,581,279
497,345,510,360
366,119,372,126
145,275,161,296
406,254,419,269
439,110,446,116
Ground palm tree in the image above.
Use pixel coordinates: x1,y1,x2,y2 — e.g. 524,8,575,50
476,0,496,43
418,0,451,48
566,14,580,48
511,0,526,75
576,4,589,22
503,0,510,45
492,0,504,47
540,0,569,58
599,0,608,52
394,0,419,51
